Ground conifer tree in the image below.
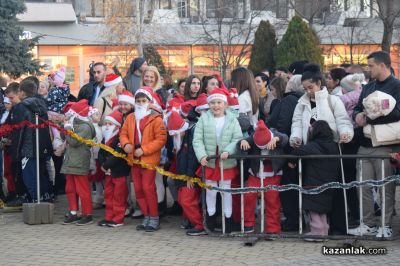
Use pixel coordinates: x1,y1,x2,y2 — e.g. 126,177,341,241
276,16,324,68
143,45,167,75
248,20,277,73
0,0,41,78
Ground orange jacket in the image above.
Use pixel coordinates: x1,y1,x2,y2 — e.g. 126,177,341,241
120,112,167,166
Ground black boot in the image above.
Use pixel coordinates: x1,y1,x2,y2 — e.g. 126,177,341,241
206,213,216,232
225,217,241,234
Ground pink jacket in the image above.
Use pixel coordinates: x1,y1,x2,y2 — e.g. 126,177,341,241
339,89,362,127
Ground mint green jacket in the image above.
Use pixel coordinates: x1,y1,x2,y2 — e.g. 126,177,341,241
193,110,242,169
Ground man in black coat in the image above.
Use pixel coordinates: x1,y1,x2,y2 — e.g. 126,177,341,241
351,51,400,238
78,62,106,105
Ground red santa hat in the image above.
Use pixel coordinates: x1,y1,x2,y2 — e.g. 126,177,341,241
180,100,196,117
104,110,123,127
253,120,273,150
228,88,239,110
135,86,153,102
104,73,123,88
207,88,228,103
195,93,209,112
112,98,119,110
118,90,135,106
68,99,90,121
167,111,189,136
63,101,75,114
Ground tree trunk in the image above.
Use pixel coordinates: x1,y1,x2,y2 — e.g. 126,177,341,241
381,23,393,53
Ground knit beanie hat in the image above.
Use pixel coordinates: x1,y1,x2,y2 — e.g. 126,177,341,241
54,66,66,87
131,57,146,73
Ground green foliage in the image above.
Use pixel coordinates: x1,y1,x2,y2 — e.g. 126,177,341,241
248,20,277,73
143,45,168,75
275,16,324,68
0,0,41,78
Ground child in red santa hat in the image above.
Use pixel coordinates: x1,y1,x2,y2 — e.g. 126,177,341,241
61,100,96,225
97,110,130,227
120,87,167,232
239,120,288,234
167,111,205,235
193,88,242,233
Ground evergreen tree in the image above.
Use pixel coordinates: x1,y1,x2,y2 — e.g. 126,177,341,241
0,0,41,78
275,16,324,68
248,20,277,74
143,45,167,75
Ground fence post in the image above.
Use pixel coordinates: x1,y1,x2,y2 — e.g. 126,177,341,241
298,159,303,235
240,159,244,234
359,159,364,236
201,166,208,232
220,159,225,235
338,145,349,234
35,114,40,204
259,159,264,233
381,159,386,235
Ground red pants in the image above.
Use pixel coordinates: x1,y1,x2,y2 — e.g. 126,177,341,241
131,166,158,217
104,176,128,224
3,153,15,193
231,176,241,223
244,175,281,233
65,174,93,215
178,187,203,230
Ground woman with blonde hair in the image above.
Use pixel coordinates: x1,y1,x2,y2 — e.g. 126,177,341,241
142,66,162,91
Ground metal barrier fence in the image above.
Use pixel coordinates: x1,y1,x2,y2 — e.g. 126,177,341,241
201,154,399,241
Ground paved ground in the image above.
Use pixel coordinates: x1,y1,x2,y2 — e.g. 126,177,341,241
1,192,400,266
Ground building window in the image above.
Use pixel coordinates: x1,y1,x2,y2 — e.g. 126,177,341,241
251,0,276,11
276,0,288,18
206,0,245,18
178,1,188,17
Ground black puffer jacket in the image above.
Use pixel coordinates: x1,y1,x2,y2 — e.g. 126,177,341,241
266,91,303,136
175,123,199,187
290,136,340,214
14,95,52,159
99,136,130,178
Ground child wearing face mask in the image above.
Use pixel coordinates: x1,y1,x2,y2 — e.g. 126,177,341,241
88,107,105,208
97,110,130,227
120,87,167,232
167,111,204,236
193,88,242,233
61,100,96,225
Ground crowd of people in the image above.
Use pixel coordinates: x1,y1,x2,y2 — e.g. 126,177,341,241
0,51,400,240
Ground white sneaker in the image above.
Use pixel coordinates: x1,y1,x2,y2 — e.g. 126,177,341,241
347,224,377,236
376,226,393,238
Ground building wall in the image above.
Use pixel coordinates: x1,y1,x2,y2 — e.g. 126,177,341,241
36,42,399,96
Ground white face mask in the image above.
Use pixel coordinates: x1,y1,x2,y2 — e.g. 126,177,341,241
173,134,182,152
101,124,117,143
134,103,150,120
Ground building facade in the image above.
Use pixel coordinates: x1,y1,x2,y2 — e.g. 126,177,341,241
20,0,400,94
